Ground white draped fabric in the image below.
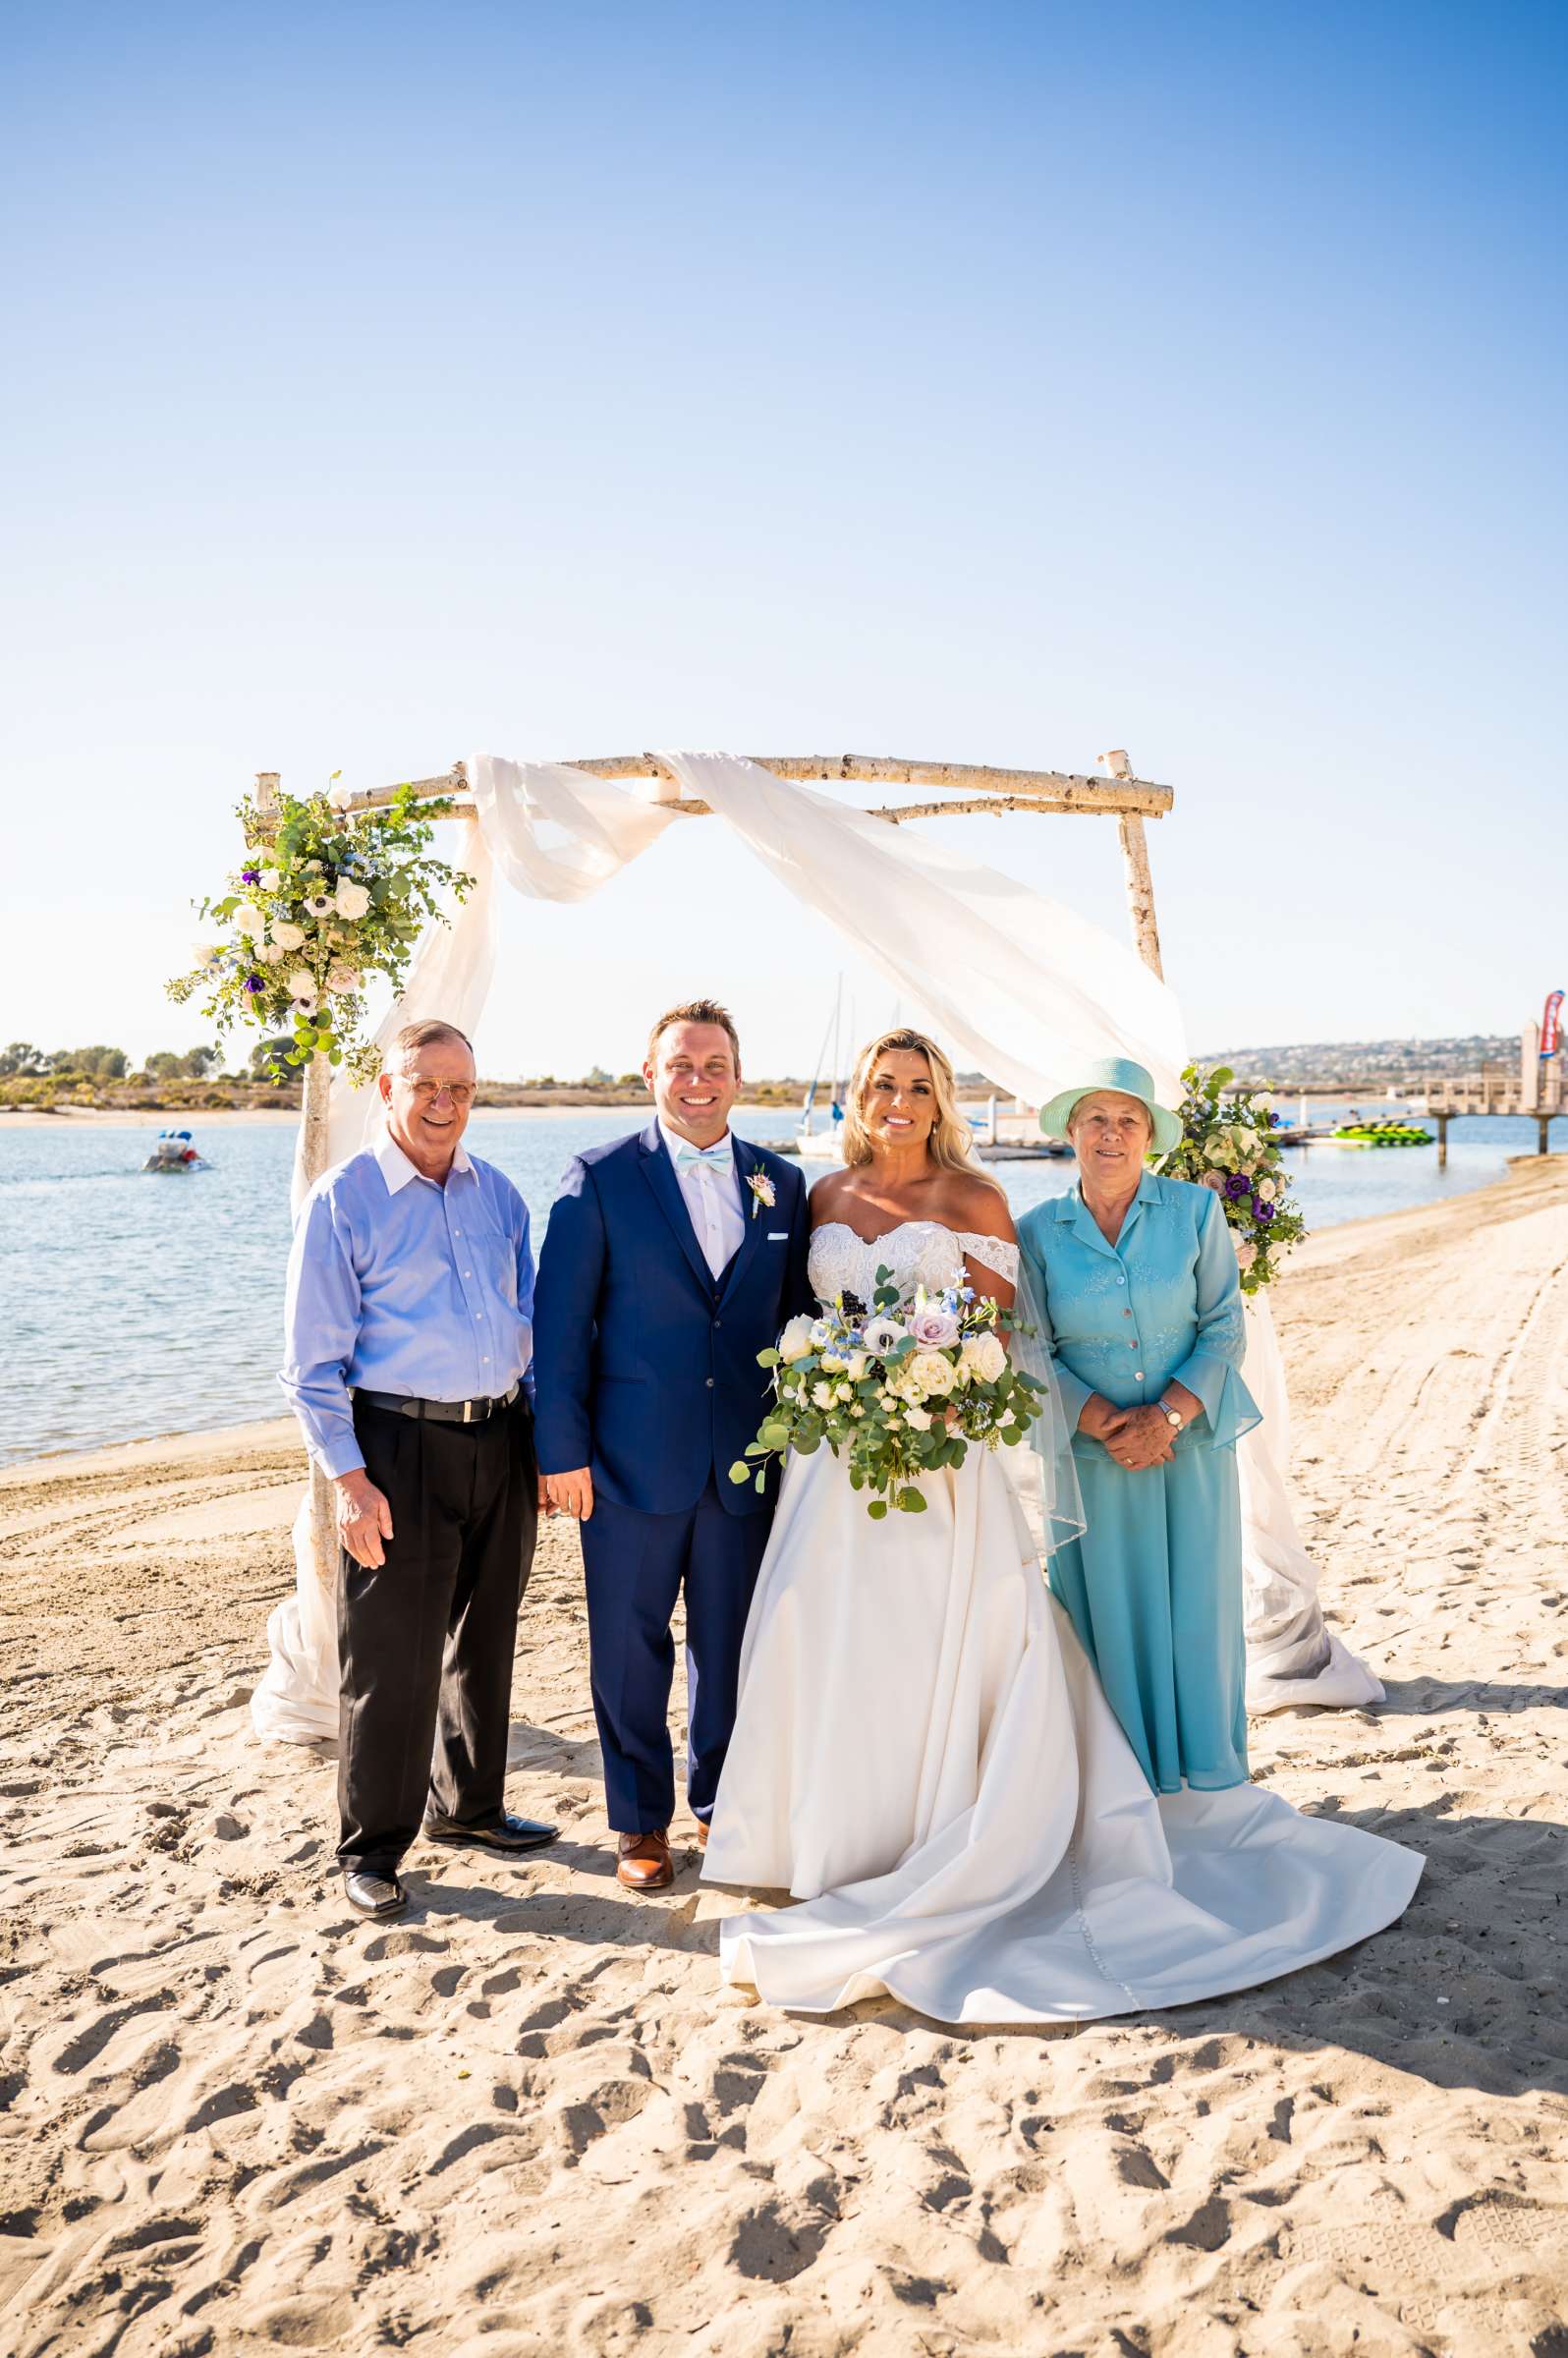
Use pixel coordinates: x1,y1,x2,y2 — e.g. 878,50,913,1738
1240,1292,1386,1712
252,752,1380,1746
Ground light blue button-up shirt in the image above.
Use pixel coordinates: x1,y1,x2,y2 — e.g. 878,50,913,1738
280,1133,535,1478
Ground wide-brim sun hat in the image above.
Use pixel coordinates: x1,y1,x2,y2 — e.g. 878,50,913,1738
1038,1056,1183,1156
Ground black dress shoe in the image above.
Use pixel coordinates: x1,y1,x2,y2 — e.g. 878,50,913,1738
342,1867,407,1919
422,1811,560,1855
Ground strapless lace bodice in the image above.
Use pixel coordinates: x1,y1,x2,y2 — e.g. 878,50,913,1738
808,1219,1020,1309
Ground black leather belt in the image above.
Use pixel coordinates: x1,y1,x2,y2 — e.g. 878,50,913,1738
355,1383,522,1426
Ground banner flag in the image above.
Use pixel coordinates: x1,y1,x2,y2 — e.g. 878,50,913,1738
1542,988,1564,1057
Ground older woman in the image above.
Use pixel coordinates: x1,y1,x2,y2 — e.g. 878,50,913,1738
1017,1056,1260,1794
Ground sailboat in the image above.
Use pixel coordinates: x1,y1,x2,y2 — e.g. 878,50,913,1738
796,981,850,1162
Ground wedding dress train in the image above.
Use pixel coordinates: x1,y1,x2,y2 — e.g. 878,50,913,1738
701,1220,1422,2024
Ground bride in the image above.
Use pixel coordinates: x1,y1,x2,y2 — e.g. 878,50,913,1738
700,1029,1422,2023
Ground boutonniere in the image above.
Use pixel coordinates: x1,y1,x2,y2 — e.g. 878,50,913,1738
747,1170,776,1220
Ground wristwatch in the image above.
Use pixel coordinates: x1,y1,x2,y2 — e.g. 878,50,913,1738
1159,1403,1184,1431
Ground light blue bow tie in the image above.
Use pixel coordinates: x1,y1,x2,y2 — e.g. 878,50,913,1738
675,1139,732,1168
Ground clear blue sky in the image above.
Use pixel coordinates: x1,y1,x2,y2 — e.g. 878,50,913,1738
3,1,1563,1079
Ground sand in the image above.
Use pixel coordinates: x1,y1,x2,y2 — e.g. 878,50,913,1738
3,1162,1566,2356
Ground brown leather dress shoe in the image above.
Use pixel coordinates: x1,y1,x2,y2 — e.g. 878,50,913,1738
616,1828,674,1892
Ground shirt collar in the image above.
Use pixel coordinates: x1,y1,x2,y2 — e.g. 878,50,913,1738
658,1118,734,1168
374,1129,474,1196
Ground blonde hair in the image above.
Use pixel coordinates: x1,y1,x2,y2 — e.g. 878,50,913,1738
841,1029,1003,1196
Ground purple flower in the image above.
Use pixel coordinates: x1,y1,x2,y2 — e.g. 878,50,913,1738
1223,1172,1252,1201
244,975,264,994
1253,1199,1275,1223
240,868,260,884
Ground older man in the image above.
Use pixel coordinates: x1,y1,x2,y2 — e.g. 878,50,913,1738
281,1018,556,1920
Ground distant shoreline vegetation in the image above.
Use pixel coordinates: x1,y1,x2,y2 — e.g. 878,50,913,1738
0,1035,1519,1115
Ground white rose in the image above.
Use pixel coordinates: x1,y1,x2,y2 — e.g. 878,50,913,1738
231,901,263,939
1235,1238,1258,1269
819,1351,847,1375
909,1349,957,1398
260,942,285,965
844,1351,868,1381
778,1316,815,1365
960,1332,1008,1384
850,1405,866,1420
811,1380,835,1410
835,1382,853,1402
258,868,281,891
286,969,316,999
328,783,354,811
903,1405,932,1432
334,880,371,921
325,965,361,995
1255,1176,1277,1203
272,921,307,951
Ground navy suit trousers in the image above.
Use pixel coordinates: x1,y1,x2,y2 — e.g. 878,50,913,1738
581,1478,771,1833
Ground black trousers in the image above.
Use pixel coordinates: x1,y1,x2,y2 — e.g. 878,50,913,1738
337,1395,537,1874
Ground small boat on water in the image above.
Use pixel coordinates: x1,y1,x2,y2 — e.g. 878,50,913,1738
1329,1121,1433,1150
142,1128,210,1174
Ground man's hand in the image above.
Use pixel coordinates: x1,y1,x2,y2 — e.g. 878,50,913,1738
538,1474,557,1516
335,1468,395,1567
545,1468,594,1521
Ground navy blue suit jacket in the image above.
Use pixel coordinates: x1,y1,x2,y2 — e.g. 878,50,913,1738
533,1121,812,1518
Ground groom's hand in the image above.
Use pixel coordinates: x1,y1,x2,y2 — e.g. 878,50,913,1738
335,1468,395,1567
546,1468,594,1521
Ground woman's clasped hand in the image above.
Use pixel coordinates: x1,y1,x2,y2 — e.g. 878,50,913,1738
1081,1394,1177,1470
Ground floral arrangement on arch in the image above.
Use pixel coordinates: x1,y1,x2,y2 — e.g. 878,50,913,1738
167,781,473,1084
1161,1061,1306,1293
734,1269,1046,1518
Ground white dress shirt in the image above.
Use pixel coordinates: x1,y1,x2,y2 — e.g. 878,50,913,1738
657,1118,746,1280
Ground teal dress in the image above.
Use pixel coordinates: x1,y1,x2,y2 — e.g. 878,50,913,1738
1018,1173,1261,1793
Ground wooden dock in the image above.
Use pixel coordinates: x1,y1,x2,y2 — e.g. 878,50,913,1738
1420,1054,1564,1164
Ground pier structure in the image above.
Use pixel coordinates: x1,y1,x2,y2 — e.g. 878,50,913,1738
1422,1024,1564,1164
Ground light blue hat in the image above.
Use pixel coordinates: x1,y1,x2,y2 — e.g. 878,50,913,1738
1038,1056,1182,1155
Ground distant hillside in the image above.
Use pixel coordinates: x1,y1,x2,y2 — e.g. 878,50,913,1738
1196,1036,1518,1089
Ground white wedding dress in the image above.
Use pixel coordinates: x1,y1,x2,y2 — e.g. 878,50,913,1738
701,1220,1423,2024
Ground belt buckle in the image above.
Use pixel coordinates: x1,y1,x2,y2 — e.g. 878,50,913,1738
463,1398,476,1425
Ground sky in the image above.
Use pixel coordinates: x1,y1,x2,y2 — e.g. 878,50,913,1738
2,0,1564,1081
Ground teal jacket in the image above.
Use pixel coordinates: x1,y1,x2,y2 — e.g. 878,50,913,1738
1017,1172,1261,1454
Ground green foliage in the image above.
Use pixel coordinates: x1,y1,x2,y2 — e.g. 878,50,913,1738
737,1277,1045,1519
166,780,473,1084
1160,1061,1307,1292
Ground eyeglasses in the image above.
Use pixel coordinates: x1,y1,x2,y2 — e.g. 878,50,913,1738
403,1079,476,1107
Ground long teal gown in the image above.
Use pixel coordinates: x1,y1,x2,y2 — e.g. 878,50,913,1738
1018,1172,1260,1793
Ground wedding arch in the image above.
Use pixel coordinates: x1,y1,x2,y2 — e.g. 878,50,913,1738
246,748,1383,1744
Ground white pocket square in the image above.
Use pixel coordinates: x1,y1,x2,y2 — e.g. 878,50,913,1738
767,1230,789,1240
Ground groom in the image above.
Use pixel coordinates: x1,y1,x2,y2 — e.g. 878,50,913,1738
533,999,811,1892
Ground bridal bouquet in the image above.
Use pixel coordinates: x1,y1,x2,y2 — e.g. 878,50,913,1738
731,1270,1047,1519
167,780,472,1084
1163,1061,1306,1292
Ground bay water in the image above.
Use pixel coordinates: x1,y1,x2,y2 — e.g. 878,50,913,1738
2,1104,1558,1467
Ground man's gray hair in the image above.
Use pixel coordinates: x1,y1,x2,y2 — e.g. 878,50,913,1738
386,1019,475,1065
